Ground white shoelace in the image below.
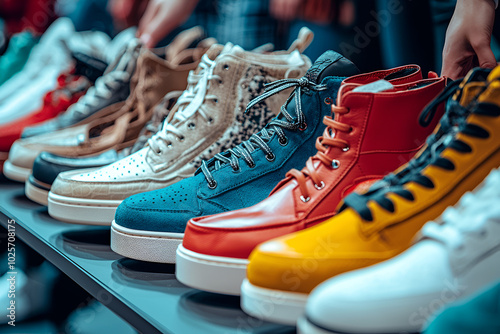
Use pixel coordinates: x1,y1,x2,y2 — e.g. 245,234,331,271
148,54,220,154
422,169,500,250
60,41,140,120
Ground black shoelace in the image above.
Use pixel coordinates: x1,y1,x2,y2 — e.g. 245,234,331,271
200,77,327,189
340,77,499,221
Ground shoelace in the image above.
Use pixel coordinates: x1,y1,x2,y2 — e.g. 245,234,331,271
422,169,500,250
199,77,327,189
122,91,183,156
148,54,220,154
58,41,140,121
342,78,500,222
283,102,352,202
118,52,161,120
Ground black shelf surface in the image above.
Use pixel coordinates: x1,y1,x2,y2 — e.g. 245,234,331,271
0,176,294,334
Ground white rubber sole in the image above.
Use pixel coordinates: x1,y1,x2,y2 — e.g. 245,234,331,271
48,192,121,225
297,316,336,334
240,279,308,326
111,220,183,263
176,245,248,295
25,178,49,206
3,160,31,182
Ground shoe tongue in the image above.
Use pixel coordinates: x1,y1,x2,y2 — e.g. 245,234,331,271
456,67,491,106
305,50,359,84
486,65,500,82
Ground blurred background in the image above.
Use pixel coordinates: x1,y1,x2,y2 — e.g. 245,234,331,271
0,0,499,333
0,0,498,75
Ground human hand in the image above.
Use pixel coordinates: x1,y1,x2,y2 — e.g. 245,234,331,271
442,0,497,79
137,0,199,48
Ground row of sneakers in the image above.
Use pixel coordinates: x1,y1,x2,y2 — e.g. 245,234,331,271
105,57,498,332
8,26,316,218
170,65,499,333
0,17,132,172
3,19,499,332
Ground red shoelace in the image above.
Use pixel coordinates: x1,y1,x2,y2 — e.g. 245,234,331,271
287,104,351,202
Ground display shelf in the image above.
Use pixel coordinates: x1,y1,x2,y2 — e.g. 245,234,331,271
0,176,294,334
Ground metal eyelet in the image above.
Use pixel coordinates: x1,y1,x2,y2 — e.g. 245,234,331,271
266,153,275,162
300,195,310,203
324,97,332,105
208,118,214,124
187,123,195,130
342,146,350,152
177,136,185,142
279,137,288,146
314,181,325,190
219,79,223,84
223,64,229,70
299,123,307,131
214,99,218,103
332,160,340,169
208,180,217,189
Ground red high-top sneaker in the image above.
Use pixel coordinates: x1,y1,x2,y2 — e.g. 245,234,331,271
176,74,447,296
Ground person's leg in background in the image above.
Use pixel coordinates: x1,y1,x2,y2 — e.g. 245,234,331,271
64,0,115,37
429,0,455,74
377,0,436,74
156,0,279,51
286,0,384,73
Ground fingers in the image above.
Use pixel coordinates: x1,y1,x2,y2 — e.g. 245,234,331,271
137,0,160,38
473,40,497,69
141,6,176,48
138,0,199,48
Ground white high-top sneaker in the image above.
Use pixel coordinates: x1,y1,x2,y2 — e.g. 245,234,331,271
298,167,500,334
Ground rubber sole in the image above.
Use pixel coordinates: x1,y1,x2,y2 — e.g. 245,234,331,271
240,279,308,326
111,220,183,263
297,316,336,334
48,192,121,225
176,245,248,295
25,176,50,206
3,160,31,182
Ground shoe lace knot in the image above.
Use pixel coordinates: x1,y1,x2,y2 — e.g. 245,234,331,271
199,76,327,189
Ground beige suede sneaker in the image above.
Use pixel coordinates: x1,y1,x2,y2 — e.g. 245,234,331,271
47,28,314,225
4,28,215,182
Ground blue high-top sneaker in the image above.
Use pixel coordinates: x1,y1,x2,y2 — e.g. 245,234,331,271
111,53,421,264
